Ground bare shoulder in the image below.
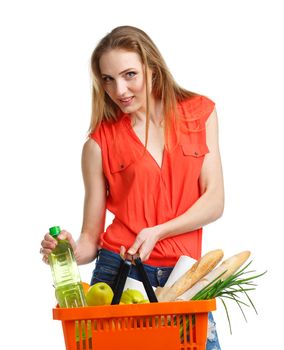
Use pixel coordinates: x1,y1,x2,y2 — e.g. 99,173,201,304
82,138,101,155
81,138,103,175
205,107,220,151
206,107,218,125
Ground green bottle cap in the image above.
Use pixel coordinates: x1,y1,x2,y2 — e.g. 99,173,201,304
49,226,61,237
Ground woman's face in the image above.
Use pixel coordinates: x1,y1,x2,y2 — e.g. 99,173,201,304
99,49,151,114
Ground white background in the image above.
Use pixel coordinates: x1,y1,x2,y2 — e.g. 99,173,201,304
0,0,282,349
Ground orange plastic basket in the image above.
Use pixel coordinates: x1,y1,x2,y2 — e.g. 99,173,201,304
53,299,216,350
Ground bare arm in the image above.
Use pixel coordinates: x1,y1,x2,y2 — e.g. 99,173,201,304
127,108,224,260
40,138,106,264
157,108,224,237
74,138,107,264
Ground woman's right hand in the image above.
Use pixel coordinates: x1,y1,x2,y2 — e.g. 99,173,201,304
40,230,77,264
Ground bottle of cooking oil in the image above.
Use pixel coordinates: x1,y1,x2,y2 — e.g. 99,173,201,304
48,226,86,308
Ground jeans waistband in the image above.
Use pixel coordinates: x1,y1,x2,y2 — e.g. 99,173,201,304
95,248,174,287
97,248,174,270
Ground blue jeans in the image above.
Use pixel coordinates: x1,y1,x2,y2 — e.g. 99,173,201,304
91,249,221,350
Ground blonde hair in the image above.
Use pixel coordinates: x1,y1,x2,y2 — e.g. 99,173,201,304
89,25,197,148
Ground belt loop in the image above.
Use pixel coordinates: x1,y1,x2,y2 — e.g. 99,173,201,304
96,248,102,260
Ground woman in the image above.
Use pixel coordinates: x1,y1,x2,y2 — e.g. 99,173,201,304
40,26,224,349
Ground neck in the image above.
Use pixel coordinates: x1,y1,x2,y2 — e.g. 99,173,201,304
131,99,163,127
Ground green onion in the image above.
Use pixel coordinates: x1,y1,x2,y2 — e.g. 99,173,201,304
191,261,267,333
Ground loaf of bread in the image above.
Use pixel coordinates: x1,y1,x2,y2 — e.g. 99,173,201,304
179,250,251,301
157,249,224,302
218,250,251,280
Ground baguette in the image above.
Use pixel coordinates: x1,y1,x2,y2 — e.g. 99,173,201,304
179,250,251,300
155,286,169,298
157,249,224,302
218,250,251,280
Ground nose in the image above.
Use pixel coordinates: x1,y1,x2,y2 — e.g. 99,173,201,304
115,79,128,97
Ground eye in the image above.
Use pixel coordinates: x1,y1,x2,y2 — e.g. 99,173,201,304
125,71,137,79
101,76,113,83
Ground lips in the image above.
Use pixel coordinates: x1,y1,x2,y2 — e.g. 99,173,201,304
119,96,134,106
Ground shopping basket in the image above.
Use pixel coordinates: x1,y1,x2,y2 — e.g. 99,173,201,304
52,254,216,350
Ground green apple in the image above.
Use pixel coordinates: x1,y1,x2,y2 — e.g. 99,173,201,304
86,282,114,306
120,289,146,304
138,299,150,304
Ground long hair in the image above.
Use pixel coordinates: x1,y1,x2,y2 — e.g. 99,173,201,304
89,26,197,148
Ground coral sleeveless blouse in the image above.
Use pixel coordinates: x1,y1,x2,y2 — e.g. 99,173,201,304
90,95,215,266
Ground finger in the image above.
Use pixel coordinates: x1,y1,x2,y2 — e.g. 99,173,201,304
41,237,57,254
127,237,143,255
120,246,126,258
57,230,76,250
42,233,57,248
138,248,148,262
42,255,50,265
138,243,153,262
44,232,57,243
40,247,53,256
143,252,151,262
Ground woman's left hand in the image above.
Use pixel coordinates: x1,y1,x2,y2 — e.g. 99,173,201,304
122,226,162,262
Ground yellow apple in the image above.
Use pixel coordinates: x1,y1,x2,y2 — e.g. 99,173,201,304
86,282,114,306
138,299,150,304
120,289,146,304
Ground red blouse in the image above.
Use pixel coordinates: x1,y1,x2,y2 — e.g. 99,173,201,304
90,95,215,266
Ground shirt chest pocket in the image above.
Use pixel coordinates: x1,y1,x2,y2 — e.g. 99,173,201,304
109,151,136,174
181,143,209,158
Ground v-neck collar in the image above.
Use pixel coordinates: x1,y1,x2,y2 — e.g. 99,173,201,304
121,113,165,170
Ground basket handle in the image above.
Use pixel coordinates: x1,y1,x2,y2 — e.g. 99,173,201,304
111,255,158,305
134,257,158,303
